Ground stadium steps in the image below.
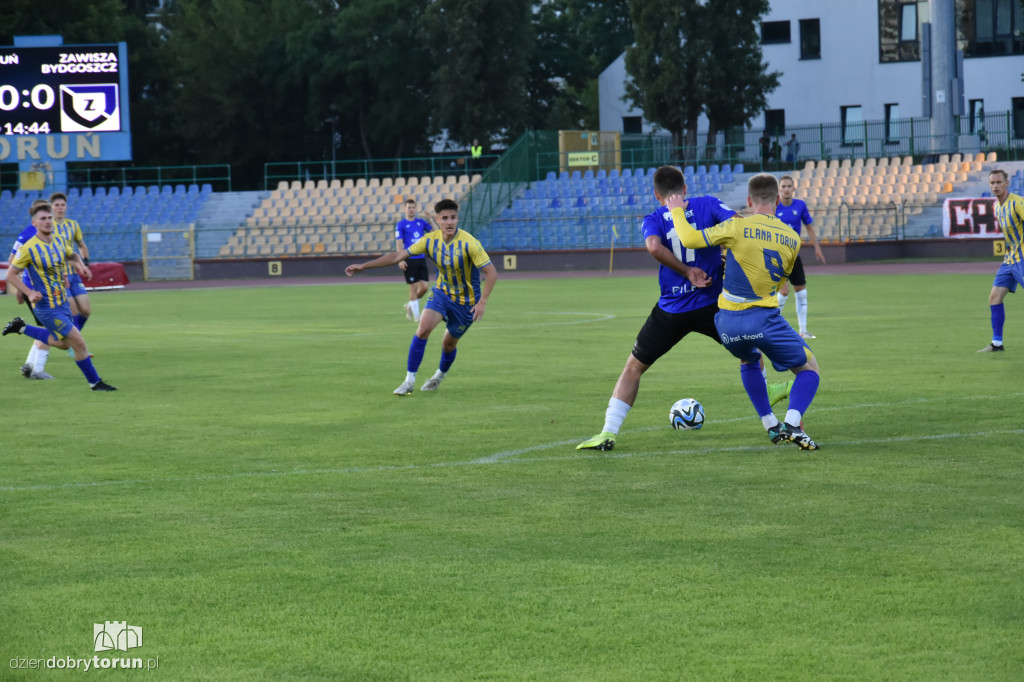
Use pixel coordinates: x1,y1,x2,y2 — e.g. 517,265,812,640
195,191,268,258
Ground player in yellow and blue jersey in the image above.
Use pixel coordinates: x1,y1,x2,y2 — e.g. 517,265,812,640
978,169,1024,352
667,174,821,450
3,202,117,391
346,198,498,395
10,199,57,379
51,192,93,331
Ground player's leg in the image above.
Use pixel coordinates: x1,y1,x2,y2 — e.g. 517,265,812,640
776,280,791,308
578,305,685,451
979,281,1011,352
72,292,92,330
62,327,116,391
758,313,821,449
28,340,53,379
395,307,444,395
793,284,813,338
420,300,473,392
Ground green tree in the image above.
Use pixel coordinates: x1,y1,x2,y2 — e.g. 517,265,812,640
624,0,707,151
699,0,780,159
421,0,532,150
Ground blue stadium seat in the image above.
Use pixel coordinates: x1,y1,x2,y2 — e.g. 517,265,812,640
93,187,107,198
558,171,570,181
697,165,708,175
546,171,557,181
734,163,745,174
160,185,173,196
621,168,633,179
201,184,213,194
722,164,732,174
187,184,200,194
609,169,620,179
570,171,581,180
174,184,187,194
583,169,595,179
596,169,607,179
709,164,720,174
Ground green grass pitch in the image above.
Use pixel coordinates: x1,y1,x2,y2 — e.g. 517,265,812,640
2,271,1022,680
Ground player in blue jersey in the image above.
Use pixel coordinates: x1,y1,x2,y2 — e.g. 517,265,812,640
11,199,57,379
3,202,116,391
577,166,790,451
775,176,825,338
346,198,498,394
668,173,821,450
979,169,1024,352
395,198,433,322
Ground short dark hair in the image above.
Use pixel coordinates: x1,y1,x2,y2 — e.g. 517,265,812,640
779,175,795,184
404,198,416,205
30,201,52,218
435,198,459,214
748,173,779,204
652,166,685,197
49,192,67,203
989,169,1008,181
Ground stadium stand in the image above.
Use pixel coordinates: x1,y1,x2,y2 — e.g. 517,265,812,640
0,184,212,262
217,174,480,257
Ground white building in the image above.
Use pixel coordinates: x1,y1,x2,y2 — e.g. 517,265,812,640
599,0,1024,155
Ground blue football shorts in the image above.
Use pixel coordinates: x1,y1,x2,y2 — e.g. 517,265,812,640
714,307,813,372
33,300,76,341
67,272,88,298
993,261,1024,293
424,287,475,339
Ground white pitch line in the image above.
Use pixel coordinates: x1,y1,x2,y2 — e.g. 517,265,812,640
3,427,1023,494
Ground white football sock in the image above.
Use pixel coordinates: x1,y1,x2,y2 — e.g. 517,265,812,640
785,409,802,427
762,414,780,430
409,299,420,319
795,289,809,332
405,371,416,384
777,293,789,309
602,397,631,435
35,349,50,373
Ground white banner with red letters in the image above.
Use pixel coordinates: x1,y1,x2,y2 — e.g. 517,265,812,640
942,197,1002,238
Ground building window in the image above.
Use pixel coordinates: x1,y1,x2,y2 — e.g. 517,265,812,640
761,21,791,44
969,0,1024,55
841,105,864,146
969,99,986,134
899,2,918,42
878,0,921,62
764,109,786,138
884,103,901,144
622,116,642,135
799,19,821,59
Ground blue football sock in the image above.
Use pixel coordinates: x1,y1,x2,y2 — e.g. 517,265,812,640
991,304,1005,343
407,336,428,373
787,370,820,418
439,347,457,373
24,325,51,344
740,362,773,417
74,314,88,331
75,357,101,384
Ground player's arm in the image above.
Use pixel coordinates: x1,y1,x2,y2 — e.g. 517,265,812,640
6,266,41,303
803,223,826,263
665,196,711,250
395,235,408,270
470,262,498,321
77,238,90,263
644,235,710,288
346,248,412,276
67,252,92,280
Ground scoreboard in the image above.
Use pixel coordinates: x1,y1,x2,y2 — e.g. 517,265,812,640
0,44,123,135
0,41,130,163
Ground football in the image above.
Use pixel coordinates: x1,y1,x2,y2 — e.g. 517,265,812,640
669,398,705,430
